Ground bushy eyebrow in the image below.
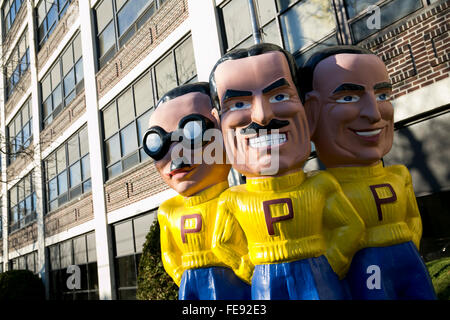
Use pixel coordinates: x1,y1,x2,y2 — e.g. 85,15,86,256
373,82,392,90
332,83,365,94
262,78,290,94
222,89,253,103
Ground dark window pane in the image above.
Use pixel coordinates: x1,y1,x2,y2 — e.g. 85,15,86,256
120,122,138,156
122,151,139,171
350,0,422,42
53,85,63,109
42,96,52,119
116,255,136,287
83,179,92,193
280,0,335,53
107,162,122,179
49,245,60,270
63,69,75,97
88,262,99,291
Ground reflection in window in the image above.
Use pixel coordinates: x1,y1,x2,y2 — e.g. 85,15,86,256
4,30,29,100
36,0,72,49
8,251,38,274
40,33,84,128
94,0,165,69
48,232,98,300
8,170,36,233
7,98,32,165
44,126,90,213
113,211,156,300
101,36,196,180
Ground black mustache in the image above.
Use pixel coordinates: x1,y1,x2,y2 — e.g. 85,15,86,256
170,157,192,171
240,119,290,135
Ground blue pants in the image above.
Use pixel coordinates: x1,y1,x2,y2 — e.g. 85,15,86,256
345,241,436,300
251,256,347,300
179,267,251,300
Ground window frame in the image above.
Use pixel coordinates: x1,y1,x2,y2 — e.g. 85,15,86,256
44,125,91,214
35,0,73,49
40,32,84,129
2,0,25,38
101,35,197,181
4,29,30,101
94,0,167,69
6,98,32,166
8,170,36,233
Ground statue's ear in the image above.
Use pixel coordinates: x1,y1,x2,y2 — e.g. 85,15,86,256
304,91,321,139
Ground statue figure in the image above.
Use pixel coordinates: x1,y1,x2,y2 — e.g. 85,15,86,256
209,43,364,300
143,82,251,300
302,45,436,299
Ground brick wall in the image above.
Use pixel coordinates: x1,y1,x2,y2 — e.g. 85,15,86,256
104,160,169,213
361,0,450,100
4,70,30,120
6,146,34,182
96,0,189,100
8,222,37,251
44,192,94,237
37,0,79,74
40,90,86,152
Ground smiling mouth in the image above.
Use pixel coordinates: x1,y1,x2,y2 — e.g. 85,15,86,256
248,133,287,149
351,128,383,137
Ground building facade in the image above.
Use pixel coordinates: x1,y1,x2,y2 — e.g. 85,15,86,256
0,0,448,300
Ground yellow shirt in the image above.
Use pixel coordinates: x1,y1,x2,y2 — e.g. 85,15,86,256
212,170,365,279
327,163,422,249
158,181,246,286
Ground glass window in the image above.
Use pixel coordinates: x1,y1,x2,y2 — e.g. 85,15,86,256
40,33,84,128
222,0,252,49
280,0,335,53
95,0,157,68
4,30,29,101
7,99,32,165
133,214,154,253
349,0,422,42
36,0,73,48
102,36,196,180
73,235,87,265
44,126,91,213
8,170,36,232
2,0,25,35
174,37,196,85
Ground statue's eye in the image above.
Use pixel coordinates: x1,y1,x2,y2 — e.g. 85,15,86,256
269,93,290,103
376,93,390,101
336,95,360,103
230,101,251,111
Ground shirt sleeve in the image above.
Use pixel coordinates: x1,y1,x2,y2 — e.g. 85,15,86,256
158,209,184,287
320,173,365,279
212,193,253,284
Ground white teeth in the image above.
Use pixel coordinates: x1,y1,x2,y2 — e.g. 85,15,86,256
249,133,287,148
355,129,382,137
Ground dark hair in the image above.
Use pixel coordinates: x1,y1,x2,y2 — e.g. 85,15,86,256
209,43,300,111
299,45,375,102
156,82,212,109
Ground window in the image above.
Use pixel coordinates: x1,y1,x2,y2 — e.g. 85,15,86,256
9,251,38,273
4,29,29,100
7,98,32,165
44,126,90,213
219,0,337,62
113,212,156,300
101,36,197,180
94,0,165,69
8,170,36,233
2,0,25,36
36,0,72,49
344,0,423,42
48,232,98,300
40,32,83,128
